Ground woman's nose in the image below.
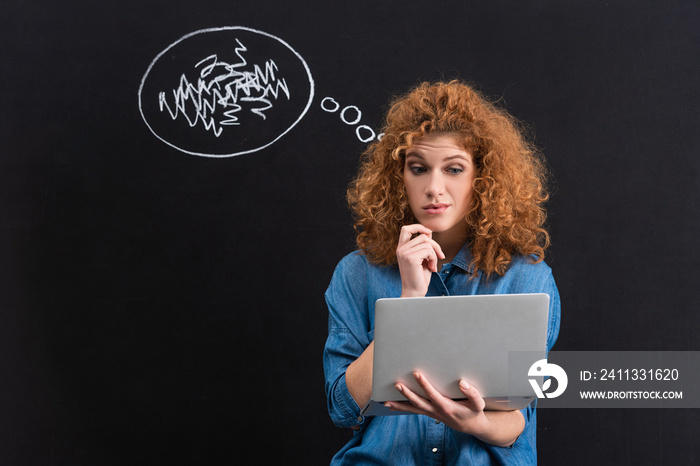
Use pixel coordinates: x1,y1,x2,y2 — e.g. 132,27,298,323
425,171,445,197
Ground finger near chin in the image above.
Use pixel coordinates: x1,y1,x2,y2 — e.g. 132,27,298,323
430,239,446,259
402,225,433,241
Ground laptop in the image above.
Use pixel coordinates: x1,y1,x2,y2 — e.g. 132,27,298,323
362,293,549,416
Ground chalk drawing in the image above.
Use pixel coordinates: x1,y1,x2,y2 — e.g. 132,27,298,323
339,106,362,126
321,97,382,143
320,97,340,113
356,125,378,143
139,27,314,158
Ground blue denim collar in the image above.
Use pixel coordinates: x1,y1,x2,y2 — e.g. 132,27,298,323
450,241,476,275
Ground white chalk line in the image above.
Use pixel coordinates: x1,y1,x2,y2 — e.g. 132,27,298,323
138,26,315,158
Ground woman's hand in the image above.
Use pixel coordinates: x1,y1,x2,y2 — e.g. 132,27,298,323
396,224,445,297
384,372,525,447
385,371,489,436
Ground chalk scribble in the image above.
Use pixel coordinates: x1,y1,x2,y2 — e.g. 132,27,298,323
158,40,291,137
139,26,314,158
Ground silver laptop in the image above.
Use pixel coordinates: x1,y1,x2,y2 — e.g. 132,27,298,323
362,293,549,416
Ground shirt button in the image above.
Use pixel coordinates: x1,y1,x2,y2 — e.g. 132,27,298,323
357,416,363,423
432,447,438,453
435,419,441,424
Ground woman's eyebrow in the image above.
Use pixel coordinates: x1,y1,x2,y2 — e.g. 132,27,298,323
404,152,471,162
445,154,471,162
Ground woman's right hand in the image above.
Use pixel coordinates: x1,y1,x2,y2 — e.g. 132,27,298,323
396,224,445,297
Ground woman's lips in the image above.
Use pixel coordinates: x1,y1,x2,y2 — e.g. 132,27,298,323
423,203,449,214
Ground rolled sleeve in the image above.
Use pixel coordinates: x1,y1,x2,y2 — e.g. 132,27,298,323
323,253,372,428
326,371,364,428
323,327,366,427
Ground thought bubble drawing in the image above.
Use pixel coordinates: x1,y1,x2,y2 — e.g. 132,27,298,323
139,27,314,158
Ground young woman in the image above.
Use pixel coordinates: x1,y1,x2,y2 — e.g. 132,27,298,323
323,81,561,464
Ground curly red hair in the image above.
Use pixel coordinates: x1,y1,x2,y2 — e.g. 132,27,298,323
347,80,551,277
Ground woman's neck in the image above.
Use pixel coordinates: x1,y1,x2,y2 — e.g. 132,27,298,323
433,223,469,268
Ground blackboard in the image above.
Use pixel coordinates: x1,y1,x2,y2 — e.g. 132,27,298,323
2,1,699,464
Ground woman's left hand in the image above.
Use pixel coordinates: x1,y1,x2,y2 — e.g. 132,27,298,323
385,371,490,436
384,372,525,447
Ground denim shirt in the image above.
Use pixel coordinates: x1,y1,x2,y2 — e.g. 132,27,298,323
323,244,561,465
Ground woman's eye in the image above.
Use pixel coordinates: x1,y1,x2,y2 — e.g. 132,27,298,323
447,167,464,174
409,166,427,174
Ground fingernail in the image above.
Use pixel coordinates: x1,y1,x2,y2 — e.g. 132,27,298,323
395,383,403,392
460,380,470,390
413,371,421,380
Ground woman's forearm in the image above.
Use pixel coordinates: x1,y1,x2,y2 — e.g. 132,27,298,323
345,341,374,409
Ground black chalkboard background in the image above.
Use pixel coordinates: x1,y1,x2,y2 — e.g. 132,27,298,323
2,1,699,464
